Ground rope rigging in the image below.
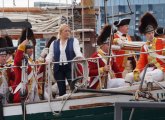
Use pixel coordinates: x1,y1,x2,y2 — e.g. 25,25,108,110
103,0,115,88
107,0,134,19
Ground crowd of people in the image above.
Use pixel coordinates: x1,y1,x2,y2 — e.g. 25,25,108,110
0,12,165,104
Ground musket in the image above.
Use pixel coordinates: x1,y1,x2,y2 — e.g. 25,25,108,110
25,27,36,61
103,0,134,88
104,27,114,89
20,55,28,120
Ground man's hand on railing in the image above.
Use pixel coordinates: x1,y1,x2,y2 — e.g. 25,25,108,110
103,65,110,72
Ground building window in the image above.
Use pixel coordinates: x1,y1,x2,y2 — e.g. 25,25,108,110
136,5,141,11
118,5,125,13
148,4,153,11
40,43,45,46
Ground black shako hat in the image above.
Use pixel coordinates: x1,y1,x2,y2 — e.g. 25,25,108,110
0,37,8,55
18,28,36,46
97,24,111,46
139,12,158,34
4,35,15,54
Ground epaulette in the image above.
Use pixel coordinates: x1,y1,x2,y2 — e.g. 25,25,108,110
7,60,14,66
113,38,119,44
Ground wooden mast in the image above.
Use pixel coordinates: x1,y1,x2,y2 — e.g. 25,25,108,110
80,0,96,58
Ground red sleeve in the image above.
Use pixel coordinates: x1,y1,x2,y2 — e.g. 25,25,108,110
88,60,99,76
155,39,165,72
88,52,106,76
13,49,24,88
14,50,24,66
7,68,15,87
75,63,83,77
135,46,148,72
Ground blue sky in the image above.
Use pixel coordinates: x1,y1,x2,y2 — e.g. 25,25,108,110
0,0,80,7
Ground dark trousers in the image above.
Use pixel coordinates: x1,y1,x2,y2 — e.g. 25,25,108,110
54,64,72,96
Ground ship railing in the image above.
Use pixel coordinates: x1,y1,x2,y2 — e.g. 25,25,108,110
114,101,165,120
1,47,165,104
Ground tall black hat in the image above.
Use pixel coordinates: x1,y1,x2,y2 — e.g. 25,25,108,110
4,35,13,47
4,35,15,54
46,36,57,48
0,37,8,55
155,27,165,37
97,24,111,46
139,12,158,34
18,28,36,46
114,18,130,27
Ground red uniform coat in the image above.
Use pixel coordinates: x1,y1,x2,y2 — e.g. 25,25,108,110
13,45,40,103
113,32,136,77
6,56,15,88
88,49,122,89
135,37,165,73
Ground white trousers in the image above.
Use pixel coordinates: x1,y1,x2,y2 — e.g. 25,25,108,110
44,83,59,100
125,68,164,84
107,78,125,88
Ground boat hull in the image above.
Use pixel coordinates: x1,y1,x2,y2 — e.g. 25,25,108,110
4,105,165,120
4,87,165,120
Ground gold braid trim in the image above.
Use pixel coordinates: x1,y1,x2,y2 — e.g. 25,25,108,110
113,38,119,44
99,67,104,74
18,44,26,51
97,49,108,62
133,69,140,82
148,38,163,70
122,51,128,68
